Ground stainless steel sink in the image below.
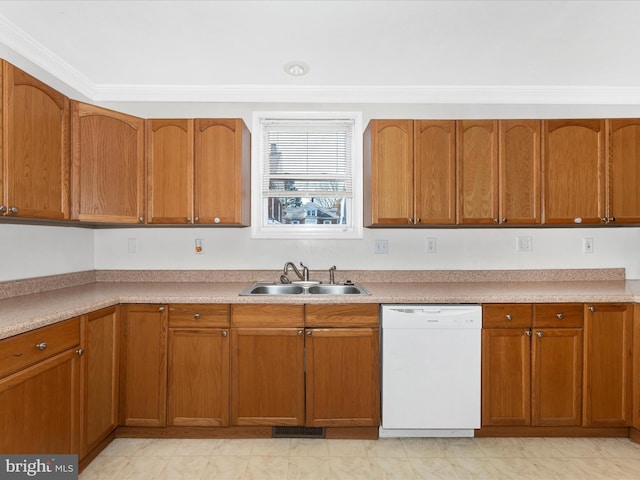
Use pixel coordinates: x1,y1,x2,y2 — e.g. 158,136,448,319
239,282,369,296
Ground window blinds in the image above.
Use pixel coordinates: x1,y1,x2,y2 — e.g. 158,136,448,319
261,118,354,199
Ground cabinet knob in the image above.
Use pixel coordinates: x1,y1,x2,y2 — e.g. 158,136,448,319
556,313,564,319
505,314,513,321
0,205,6,213
138,216,145,222
76,348,85,356
502,218,507,223
493,218,499,223
214,217,221,224
186,217,192,222
36,342,47,350
194,313,200,319
574,217,583,224
221,331,228,337
589,306,596,312
415,218,421,224
297,330,304,336
158,306,165,312
601,217,608,223
9,206,18,214
608,217,616,223
408,217,414,224
536,331,543,338
525,330,532,337
194,216,200,223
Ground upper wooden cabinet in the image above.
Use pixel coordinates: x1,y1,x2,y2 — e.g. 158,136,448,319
71,101,145,223
147,118,250,225
607,119,640,223
364,119,456,226
543,119,605,224
194,118,250,225
1,61,70,220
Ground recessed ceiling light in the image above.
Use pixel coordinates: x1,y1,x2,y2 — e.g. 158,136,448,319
284,61,309,76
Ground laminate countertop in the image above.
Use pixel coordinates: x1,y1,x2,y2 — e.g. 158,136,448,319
2,278,640,340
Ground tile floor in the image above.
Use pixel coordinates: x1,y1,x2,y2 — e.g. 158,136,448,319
79,436,640,480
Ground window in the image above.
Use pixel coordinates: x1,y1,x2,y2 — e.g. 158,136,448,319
251,112,363,238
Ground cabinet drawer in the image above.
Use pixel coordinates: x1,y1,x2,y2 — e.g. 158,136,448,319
231,304,304,327
169,304,229,328
483,304,532,328
305,304,379,327
534,304,583,328
0,317,80,379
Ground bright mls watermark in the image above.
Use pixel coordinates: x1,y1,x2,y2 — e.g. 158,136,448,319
0,455,77,479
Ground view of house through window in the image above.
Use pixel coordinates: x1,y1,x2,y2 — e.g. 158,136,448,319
252,112,362,238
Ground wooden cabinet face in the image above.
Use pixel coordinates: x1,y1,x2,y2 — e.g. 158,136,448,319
120,305,167,427
168,328,229,427
481,328,531,426
608,119,640,223
80,307,119,458
457,120,499,224
583,304,633,427
0,349,80,454
71,101,145,223
499,120,540,224
531,328,583,426
305,327,379,427
195,118,250,225
146,119,194,224
414,120,456,224
364,119,414,225
3,62,69,220
543,119,605,224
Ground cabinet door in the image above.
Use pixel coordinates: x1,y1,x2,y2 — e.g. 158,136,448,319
543,119,605,224
168,328,229,426
305,327,379,427
120,305,167,427
457,120,499,224
0,349,80,454
499,120,541,224
80,306,119,458
414,120,456,224
532,328,583,426
583,304,633,427
146,119,194,224
481,328,531,426
194,118,250,225
364,120,414,225
230,327,304,426
3,62,69,219
607,119,640,223
634,305,640,431
71,101,145,223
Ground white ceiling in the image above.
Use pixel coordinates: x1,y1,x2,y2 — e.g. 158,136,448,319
0,0,639,103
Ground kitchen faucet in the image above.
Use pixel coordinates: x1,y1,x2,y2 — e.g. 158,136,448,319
283,261,309,281
328,265,337,284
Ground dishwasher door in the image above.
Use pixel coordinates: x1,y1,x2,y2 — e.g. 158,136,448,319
380,304,482,437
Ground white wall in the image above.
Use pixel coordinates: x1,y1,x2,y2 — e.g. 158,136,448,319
0,224,94,281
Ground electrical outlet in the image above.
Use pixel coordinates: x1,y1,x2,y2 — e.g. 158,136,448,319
583,237,594,253
425,237,437,254
374,239,388,254
517,236,533,252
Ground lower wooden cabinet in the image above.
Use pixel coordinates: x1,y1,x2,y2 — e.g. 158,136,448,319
80,306,119,458
120,304,168,427
0,318,81,453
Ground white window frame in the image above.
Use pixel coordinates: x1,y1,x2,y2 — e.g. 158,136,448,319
251,111,363,239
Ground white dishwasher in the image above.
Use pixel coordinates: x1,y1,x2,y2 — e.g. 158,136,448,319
380,304,482,438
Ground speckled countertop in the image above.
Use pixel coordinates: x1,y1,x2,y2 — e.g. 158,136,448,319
1,268,638,340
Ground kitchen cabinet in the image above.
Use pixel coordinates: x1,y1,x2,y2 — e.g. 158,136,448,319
230,304,305,425
0,317,81,453
71,101,145,223
120,304,167,427
305,304,380,427
194,118,251,225
606,119,640,223
80,306,119,459
543,119,605,224
364,119,456,225
167,304,229,426
1,61,70,220
482,304,583,427
634,305,640,433
583,303,633,427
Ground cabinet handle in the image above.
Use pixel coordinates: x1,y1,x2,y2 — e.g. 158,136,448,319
536,331,543,338
36,342,47,350
505,314,513,321
525,330,532,337
158,306,165,312
9,206,18,214
297,330,304,336
556,313,564,319
0,205,6,213
76,348,85,356
589,306,595,312
194,313,201,319
221,331,227,337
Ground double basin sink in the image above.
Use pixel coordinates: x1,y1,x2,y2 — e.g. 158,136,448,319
239,282,369,296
